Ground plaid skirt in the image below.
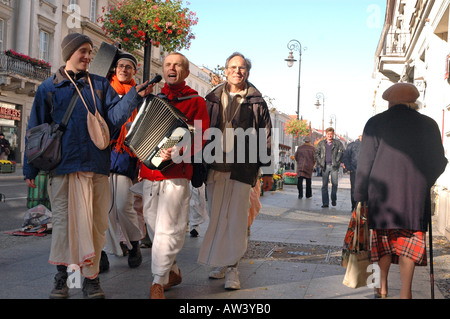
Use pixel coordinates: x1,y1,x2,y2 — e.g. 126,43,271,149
371,229,427,266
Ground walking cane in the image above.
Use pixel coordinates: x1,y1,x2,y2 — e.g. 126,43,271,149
429,213,435,299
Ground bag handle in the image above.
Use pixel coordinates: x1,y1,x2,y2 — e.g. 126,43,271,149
64,68,97,114
352,202,368,253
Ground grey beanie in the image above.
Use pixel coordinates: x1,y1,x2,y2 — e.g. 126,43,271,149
61,33,93,62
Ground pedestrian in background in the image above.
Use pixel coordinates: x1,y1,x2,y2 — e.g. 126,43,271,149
23,33,154,299
354,82,447,299
0,133,10,160
315,127,345,208
198,52,273,290
102,51,144,271
342,135,362,211
294,137,315,199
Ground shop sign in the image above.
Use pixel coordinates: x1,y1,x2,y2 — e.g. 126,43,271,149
0,106,21,121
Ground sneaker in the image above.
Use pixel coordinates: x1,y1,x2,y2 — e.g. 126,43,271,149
99,250,109,273
209,266,227,279
49,271,69,299
82,277,105,299
224,267,240,290
163,269,182,290
150,283,165,299
128,241,142,268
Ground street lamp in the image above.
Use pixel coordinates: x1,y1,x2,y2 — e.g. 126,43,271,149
285,39,304,120
329,114,336,133
315,92,325,137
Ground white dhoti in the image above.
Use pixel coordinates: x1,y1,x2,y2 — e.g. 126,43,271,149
105,173,143,255
198,171,252,267
142,178,190,285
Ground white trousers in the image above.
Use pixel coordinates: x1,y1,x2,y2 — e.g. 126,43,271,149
105,173,143,255
142,178,190,285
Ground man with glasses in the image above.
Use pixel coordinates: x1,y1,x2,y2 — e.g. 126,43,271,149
198,52,273,290
100,51,145,273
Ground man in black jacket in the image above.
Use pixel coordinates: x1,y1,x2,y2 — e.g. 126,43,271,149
315,127,345,208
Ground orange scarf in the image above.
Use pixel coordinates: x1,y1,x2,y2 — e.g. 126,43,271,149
109,74,137,156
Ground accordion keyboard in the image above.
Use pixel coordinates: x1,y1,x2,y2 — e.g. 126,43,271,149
125,96,189,170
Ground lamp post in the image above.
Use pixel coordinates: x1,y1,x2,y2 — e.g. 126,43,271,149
285,39,304,120
315,92,325,137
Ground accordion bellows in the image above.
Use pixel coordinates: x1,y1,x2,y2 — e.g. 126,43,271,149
125,95,192,171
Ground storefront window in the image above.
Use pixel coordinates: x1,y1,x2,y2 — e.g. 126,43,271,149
0,102,20,161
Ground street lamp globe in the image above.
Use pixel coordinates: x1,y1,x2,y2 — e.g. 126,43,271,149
315,99,321,109
285,51,296,68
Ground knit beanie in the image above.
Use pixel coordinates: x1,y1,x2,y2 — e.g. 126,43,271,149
61,33,93,62
117,51,138,69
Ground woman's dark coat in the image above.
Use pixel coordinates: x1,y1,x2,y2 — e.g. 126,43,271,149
354,104,447,232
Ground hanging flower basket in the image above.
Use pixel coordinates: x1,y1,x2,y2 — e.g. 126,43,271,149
99,0,198,54
284,119,310,138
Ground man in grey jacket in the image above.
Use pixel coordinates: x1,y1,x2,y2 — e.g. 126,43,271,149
315,127,345,208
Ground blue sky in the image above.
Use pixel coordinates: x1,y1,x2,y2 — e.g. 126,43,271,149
180,0,387,139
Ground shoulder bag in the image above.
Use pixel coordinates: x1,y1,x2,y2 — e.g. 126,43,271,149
65,69,110,150
25,92,79,172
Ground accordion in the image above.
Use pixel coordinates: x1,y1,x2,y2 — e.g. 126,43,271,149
125,95,193,171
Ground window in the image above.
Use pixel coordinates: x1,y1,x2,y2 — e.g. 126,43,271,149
0,19,4,52
39,30,50,62
90,0,97,22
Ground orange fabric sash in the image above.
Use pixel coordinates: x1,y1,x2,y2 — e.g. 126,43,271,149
109,74,137,156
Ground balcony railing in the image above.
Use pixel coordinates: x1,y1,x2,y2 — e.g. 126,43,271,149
382,32,411,57
0,52,51,81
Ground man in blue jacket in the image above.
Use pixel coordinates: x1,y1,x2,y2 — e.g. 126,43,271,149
23,33,153,299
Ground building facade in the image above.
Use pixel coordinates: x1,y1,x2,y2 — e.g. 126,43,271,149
0,0,211,164
373,0,450,240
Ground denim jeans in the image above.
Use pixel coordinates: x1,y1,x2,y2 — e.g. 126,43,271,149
321,164,339,205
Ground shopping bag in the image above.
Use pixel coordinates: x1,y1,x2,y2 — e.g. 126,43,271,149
341,202,369,267
342,202,372,288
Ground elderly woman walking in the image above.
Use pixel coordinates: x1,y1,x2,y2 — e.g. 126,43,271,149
354,83,447,299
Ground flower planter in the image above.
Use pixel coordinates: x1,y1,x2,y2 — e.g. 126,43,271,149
1,163,12,173
284,176,298,185
270,181,278,191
